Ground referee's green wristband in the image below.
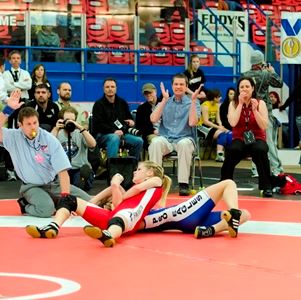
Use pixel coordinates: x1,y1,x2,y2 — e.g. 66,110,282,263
2,105,15,117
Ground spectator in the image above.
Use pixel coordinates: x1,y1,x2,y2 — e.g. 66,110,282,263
270,91,289,149
56,82,88,128
27,83,59,132
92,78,143,161
243,50,283,176
51,106,96,192
135,83,160,149
149,73,201,196
28,64,53,101
183,54,206,100
220,87,235,131
199,89,232,162
0,92,91,217
220,77,273,197
139,14,160,48
37,25,60,62
3,50,32,101
279,78,301,149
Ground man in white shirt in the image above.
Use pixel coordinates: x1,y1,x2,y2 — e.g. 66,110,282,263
3,50,32,101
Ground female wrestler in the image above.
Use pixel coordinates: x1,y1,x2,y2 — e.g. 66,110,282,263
141,179,250,239
26,161,172,247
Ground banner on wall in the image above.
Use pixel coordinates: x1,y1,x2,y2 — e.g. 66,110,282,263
197,9,249,42
0,13,24,26
280,12,301,64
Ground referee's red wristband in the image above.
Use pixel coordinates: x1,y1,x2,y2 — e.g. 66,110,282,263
60,192,70,197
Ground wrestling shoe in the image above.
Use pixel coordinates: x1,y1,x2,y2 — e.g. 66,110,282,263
26,222,59,239
222,208,242,238
83,225,116,247
194,226,215,239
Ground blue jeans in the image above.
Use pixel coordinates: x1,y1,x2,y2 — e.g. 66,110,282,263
96,133,143,161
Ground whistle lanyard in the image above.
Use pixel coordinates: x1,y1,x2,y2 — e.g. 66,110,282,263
243,104,251,130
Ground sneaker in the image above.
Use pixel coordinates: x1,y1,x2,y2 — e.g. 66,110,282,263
262,189,273,197
83,225,115,247
194,226,215,239
179,183,190,196
222,208,242,238
17,197,29,214
26,222,59,239
215,153,224,162
7,170,17,181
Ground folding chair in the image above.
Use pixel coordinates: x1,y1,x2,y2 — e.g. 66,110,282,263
197,126,216,160
162,127,203,190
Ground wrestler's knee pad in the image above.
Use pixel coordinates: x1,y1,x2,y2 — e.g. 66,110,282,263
56,195,77,213
108,217,125,232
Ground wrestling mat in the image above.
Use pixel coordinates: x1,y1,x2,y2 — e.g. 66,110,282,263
1,194,301,300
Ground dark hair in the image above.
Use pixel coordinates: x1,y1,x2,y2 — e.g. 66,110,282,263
103,77,117,86
8,50,21,59
187,54,200,78
58,106,78,119
172,73,188,85
269,91,281,108
35,83,50,92
223,87,236,103
233,76,257,106
18,107,39,123
31,64,48,82
206,89,221,101
58,81,72,90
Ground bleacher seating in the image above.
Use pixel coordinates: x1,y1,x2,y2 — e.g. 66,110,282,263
191,46,214,66
151,46,173,66
108,43,132,64
87,17,108,43
172,46,185,66
107,18,132,43
170,22,185,45
152,21,172,45
86,0,108,15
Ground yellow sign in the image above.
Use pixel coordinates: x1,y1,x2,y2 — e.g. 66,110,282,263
282,37,301,58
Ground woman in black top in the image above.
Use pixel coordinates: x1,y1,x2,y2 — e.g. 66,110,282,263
183,54,206,100
28,64,52,101
220,87,235,131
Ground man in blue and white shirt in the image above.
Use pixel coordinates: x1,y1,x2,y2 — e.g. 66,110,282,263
0,90,90,217
149,73,201,196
